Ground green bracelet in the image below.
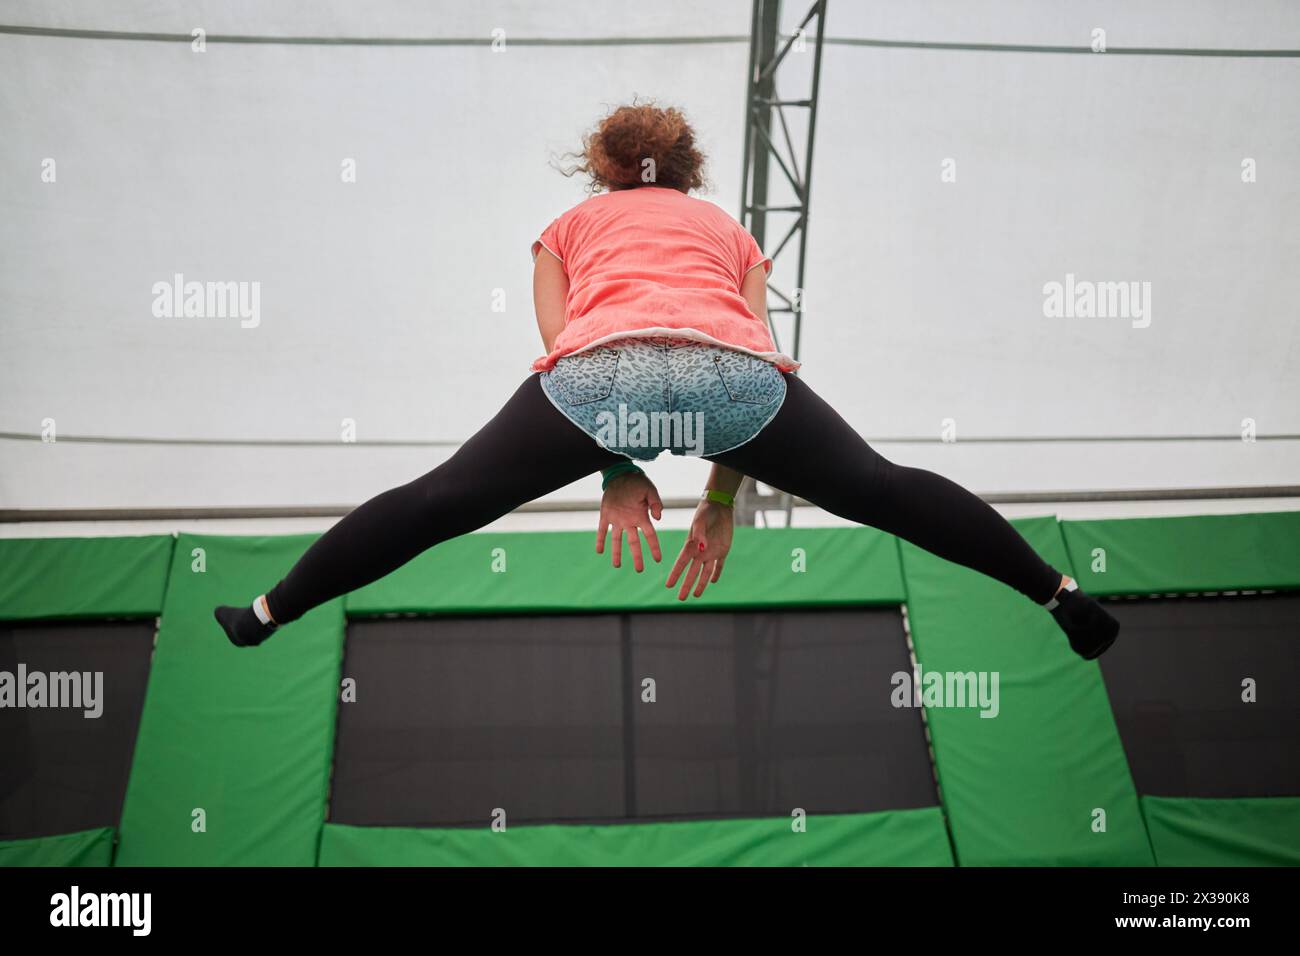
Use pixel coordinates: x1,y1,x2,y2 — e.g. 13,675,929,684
601,461,645,490
703,489,735,507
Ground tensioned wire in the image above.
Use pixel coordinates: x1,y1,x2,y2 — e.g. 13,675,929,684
5,485,1300,524
1,432,1298,447
1,25,1298,56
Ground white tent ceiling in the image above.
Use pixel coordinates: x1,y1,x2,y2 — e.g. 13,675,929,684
2,1,1298,535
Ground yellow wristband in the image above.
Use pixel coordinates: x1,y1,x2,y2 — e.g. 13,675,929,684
703,489,735,507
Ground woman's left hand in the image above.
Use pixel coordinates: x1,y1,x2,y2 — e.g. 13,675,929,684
596,471,664,572
666,499,734,600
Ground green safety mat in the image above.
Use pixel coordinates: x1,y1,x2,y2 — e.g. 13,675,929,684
318,807,954,866
346,526,905,616
899,517,1153,866
0,827,115,867
1142,796,1300,866
0,536,174,620
3,512,1295,867
113,534,344,866
1062,511,1300,595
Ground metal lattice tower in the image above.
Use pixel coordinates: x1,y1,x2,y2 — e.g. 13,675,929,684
735,0,828,526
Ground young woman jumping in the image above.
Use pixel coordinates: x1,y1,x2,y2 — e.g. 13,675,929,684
215,102,1119,660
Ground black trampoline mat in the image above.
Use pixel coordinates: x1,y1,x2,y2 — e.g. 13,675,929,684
0,619,156,840
331,607,937,828
1099,592,1300,798
332,614,626,827
628,610,937,818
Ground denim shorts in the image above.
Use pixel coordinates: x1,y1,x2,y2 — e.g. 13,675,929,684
539,336,787,461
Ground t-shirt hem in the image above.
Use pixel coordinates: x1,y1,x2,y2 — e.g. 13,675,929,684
531,327,800,374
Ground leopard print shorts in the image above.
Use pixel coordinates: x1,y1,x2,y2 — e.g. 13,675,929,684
538,335,787,461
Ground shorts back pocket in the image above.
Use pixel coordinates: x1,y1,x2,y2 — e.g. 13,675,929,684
546,347,621,405
712,349,783,404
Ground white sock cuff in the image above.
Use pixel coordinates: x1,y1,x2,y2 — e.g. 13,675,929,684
252,594,275,626
1044,578,1078,611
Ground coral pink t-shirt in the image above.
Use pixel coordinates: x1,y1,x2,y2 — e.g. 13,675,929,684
529,186,799,373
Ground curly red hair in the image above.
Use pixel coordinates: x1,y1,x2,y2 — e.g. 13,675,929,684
557,99,708,194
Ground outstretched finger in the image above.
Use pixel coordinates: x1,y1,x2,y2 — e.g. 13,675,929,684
693,561,712,598
595,519,608,555
711,556,726,583
642,521,663,563
627,527,645,573
677,558,703,601
611,527,624,569
665,544,693,588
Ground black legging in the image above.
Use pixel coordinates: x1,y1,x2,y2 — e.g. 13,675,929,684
266,373,1061,623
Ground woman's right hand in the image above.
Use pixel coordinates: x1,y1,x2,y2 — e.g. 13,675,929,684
666,498,734,600
596,472,664,572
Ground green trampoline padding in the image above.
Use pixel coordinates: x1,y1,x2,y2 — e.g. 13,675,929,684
0,827,115,867
113,534,344,866
1142,796,1300,866
900,517,1154,866
0,535,174,620
345,525,905,616
2,512,1295,867
1062,511,1300,595
318,807,954,866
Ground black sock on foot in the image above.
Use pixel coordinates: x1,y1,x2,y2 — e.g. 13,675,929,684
1048,587,1119,660
214,604,278,648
